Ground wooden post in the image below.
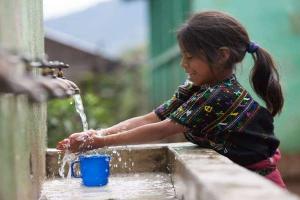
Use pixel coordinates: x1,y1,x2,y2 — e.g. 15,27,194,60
0,0,46,200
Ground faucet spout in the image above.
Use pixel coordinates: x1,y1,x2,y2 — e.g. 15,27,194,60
56,78,80,95
34,77,80,99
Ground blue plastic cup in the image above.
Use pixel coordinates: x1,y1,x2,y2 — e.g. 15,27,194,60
71,154,111,187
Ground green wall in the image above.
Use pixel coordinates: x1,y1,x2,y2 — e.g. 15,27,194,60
149,0,300,152
149,0,190,107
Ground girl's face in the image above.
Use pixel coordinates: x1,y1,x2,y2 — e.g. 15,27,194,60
180,51,215,86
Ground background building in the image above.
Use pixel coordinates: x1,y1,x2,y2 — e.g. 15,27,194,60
45,30,120,83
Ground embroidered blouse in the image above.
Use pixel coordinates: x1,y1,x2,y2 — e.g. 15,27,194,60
154,75,279,166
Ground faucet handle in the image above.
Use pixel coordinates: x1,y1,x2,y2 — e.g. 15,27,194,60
42,60,69,78
21,57,69,69
23,59,69,78
44,60,69,69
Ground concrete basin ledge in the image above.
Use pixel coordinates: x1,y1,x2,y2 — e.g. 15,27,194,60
168,143,299,200
45,143,299,200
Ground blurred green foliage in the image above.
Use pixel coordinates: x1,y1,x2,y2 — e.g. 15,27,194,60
47,65,148,147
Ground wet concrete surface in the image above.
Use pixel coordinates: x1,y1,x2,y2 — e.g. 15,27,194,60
41,172,177,200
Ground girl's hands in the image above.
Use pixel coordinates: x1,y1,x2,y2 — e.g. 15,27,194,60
56,130,106,153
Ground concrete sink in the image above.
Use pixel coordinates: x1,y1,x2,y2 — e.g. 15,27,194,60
41,143,299,200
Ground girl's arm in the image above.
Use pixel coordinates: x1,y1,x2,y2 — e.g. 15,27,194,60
100,111,161,136
99,118,187,147
57,119,187,152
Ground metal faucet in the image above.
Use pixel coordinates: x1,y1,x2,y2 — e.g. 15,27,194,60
23,58,80,95
22,54,81,95
0,49,80,102
38,61,80,95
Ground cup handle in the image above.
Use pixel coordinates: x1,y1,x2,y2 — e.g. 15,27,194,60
71,160,81,178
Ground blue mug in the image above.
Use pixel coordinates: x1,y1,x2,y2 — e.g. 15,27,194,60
71,154,111,187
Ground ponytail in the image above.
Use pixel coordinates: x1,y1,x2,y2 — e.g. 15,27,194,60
250,47,284,116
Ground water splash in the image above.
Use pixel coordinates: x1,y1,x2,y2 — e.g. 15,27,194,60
58,151,76,178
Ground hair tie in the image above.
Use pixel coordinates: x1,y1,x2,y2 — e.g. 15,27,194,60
246,41,259,53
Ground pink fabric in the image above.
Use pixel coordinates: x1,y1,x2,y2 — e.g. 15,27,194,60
245,149,286,188
265,168,286,189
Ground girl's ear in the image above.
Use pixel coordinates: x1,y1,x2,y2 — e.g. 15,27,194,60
217,47,230,65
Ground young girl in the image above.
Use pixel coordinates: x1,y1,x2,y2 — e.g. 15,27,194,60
57,11,285,188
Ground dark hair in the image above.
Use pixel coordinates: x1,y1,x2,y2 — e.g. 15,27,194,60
177,11,283,116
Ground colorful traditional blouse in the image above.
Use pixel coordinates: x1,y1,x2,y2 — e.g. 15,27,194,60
154,75,279,166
